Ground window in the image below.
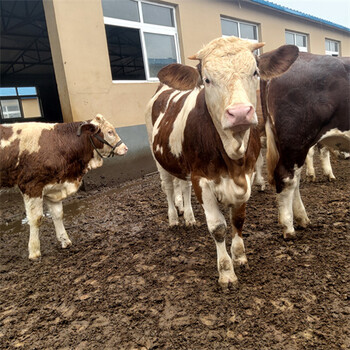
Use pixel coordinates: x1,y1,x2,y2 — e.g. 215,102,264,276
325,39,340,56
285,31,308,52
102,0,180,81
0,87,42,120
221,18,258,42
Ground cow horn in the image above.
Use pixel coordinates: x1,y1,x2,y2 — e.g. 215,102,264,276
188,54,198,60
250,42,265,52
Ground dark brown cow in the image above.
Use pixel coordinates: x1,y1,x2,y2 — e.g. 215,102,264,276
0,114,128,259
146,36,298,289
261,53,350,239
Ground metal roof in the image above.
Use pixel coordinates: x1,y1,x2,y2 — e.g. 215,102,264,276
249,0,350,33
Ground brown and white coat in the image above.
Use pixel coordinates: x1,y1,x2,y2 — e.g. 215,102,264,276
146,36,299,288
0,114,128,259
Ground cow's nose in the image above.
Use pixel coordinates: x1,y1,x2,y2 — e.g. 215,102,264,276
116,143,128,156
226,104,253,120
224,104,256,130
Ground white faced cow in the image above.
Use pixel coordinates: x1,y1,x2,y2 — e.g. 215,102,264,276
146,36,298,289
0,114,128,260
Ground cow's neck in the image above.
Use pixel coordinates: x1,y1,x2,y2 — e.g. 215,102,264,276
212,118,251,160
55,123,103,171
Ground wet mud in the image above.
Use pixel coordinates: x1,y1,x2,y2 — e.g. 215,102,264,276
0,155,349,349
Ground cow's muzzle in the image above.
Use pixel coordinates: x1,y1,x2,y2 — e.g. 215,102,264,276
223,104,257,132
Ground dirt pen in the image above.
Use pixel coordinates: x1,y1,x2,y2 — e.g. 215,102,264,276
0,155,349,349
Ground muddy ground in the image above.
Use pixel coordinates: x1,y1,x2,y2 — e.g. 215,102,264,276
0,155,349,350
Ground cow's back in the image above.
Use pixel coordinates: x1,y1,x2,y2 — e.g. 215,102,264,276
1,123,54,188
0,122,92,196
266,53,349,150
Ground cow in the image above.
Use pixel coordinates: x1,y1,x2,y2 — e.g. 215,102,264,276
261,53,350,239
0,114,128,260
145,36,299,289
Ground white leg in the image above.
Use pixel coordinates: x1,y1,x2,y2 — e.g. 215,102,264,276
180,180,196,226
199,179,237,289
292,168,311,228
23,195,43,260
45,199,72,249
254,150,266,191
173,178,184,215
157,164,179,226
320,147,335,181
305,146,316,181
277,174,298,239
230,204,248,267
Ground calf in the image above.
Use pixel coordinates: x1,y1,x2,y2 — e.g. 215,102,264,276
261,53,350,239
0,114,128,259
146,36,298,289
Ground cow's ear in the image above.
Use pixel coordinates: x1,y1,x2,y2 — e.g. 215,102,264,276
157,63,202,90
258,45,299,80
77,122,99,136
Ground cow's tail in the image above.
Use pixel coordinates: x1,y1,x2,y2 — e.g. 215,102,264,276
260,80,279,185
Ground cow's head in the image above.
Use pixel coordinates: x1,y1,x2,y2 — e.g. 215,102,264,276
77,114,128,157
189,36,298,159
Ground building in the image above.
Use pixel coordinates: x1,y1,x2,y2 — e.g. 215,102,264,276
1,0,349,184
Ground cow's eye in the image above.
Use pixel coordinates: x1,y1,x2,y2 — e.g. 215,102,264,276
108,130,114,135
204,78,210,84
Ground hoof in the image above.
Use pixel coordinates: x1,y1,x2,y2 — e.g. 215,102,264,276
218,276,238,292
62,239,72,249
306,175,316,182
295,217,311,229
169,220,179,227
234,261,250,271
283,230,296,240
185,219,196,227
233,255,248,268
29,252,41,260
327,176,336,182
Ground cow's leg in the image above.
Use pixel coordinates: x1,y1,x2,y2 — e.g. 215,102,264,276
197,179,237,288
173,178,184,215
305,145,316,181
292,168,311,229
254,150,266,191
230,203,248,267
320,147,335,181
157,165,179,226
179,179,196,226
23,195,43,260
45,199,72,249
276,170,298,240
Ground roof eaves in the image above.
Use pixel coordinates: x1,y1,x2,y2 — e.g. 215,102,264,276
248,0,350,33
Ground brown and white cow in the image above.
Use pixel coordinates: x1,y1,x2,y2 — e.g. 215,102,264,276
145,36,298,289
0,114,128,259
261,53,350,239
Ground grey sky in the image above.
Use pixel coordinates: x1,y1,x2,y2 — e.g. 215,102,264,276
269,0,350,28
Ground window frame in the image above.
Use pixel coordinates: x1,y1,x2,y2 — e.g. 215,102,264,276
221,17,259,43
285,30,308,52
325,39,340,56
103,0,181,83
0,86,43,121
